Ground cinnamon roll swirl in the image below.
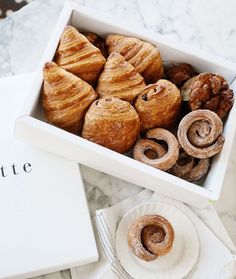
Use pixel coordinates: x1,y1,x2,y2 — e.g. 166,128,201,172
177,110,225,159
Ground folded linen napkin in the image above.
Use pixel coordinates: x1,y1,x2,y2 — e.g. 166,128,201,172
71,190,236,279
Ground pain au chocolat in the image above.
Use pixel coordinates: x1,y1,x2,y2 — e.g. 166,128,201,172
55,26,106,85
43,62,97,134
106,34,164,83
97,52,146,102
82,97,140,153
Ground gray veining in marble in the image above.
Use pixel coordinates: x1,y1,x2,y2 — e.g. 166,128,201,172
0,0,236,278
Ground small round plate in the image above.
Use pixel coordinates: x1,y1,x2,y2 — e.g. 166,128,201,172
115,201,199,279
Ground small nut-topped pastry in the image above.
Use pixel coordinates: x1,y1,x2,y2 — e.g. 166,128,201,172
82,97,140,153
55,26,106,85
181,72,234,118
135,80,182,131
166,63,197,87
43,62,97,134
97,52,146,102
128,215,175,262
106,34,164,83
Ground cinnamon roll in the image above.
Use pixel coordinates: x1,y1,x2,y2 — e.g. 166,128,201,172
133,128,179,171
177,110,225,159
128,215,174,262
170,150,210,182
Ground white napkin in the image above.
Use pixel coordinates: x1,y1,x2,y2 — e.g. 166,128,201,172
71,190,236,279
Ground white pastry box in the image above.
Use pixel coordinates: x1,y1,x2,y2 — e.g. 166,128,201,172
15,1,236,208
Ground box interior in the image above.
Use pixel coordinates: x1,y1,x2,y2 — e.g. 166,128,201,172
29,7,236,198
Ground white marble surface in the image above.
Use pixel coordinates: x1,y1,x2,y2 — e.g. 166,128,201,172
0,0,236,278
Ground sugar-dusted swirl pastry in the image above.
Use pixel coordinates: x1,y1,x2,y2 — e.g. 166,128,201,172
135,80,182,130
181,73,234,118
177,110,225,159
82,97,140,153
55,26,106,85
43,62,97,134
170,150,210,182
128,215,175,262
96,52,146,102
106,34,164,83
133,128,179,171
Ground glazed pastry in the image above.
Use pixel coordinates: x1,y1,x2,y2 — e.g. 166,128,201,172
97,52,146,102
170,150,210,182
128,215,174,262
55,26,106,85
82,31,108,58
106,34,164,83
135,80,182,130
43,62,97,133
133,128,179,171
181,73,234,118
177,110,225,159
166,63,197,87
82,97,140,153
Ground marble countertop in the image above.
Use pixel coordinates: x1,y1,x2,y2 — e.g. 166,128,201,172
0,0,236,278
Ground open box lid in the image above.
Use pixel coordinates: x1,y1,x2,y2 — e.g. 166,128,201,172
0,73,98,279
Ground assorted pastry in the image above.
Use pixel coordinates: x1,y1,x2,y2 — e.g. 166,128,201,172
128,214,174,261
42,25,234,184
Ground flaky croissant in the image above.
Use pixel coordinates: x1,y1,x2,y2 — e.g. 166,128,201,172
106,34,164,83
43,62,97,133
55,26,106,85
96,52,146,102
82,97,140,153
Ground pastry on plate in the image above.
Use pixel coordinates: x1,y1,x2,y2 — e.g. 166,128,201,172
43,62,97,133
106,34,164,83
55,26,106,85
82,97,140,153
128,215,175,261
97,52,146,102
135,80,182,130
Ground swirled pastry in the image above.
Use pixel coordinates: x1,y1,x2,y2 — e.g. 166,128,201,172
106,34,164,83
181,73,234,118
43,62,97,133
170,150,210,182
135,80,182,130
96,52,146,102
177,110,225,159
82,97,140,153
128,215,174,262
55,26,106,85
133,128,179,171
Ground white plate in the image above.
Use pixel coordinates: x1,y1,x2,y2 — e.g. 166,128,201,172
115,201,199,279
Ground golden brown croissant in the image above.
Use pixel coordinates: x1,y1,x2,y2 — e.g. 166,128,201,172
82,97,140,153
55,26,106,85
128,215,175,262
96,52,146,102
106,34,164,83
135,80,182,131
43,62,97,133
